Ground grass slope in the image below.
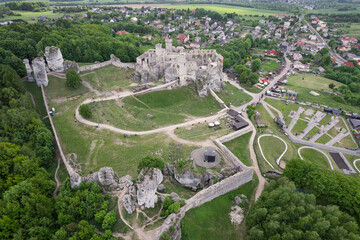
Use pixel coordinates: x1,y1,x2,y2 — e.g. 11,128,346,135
217,82,252,107
81,65,135,92
224,131,253,167
88,85,222,131
181,175,258,240
299,148,331,170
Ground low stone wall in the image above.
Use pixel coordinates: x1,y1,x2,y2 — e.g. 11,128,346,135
41,86,81,187
209,89,227,109
78,60,135,72
153,167,253,239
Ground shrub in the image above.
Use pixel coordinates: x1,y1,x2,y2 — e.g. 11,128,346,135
79,104,92,119
137,155,164,173
66,69,82,89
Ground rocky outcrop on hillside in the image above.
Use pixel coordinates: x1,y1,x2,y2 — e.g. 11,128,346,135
137,168,163,208
23,59,34,82
174,171,201,190
45,46,64,72
196,63,223,97
32,57,49,87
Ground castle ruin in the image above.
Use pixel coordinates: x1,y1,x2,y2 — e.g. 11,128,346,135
135,38,224,97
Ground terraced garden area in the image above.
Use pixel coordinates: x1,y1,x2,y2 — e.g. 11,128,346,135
87,85,222,131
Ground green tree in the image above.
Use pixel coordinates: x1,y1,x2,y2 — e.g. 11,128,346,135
102,211,116,230
137,155,164,172
66,69,82,89
251,59,262,72
79,104,92,119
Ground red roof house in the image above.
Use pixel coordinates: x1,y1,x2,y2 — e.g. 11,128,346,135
267,49,277,56
116,30,129,35
343,62,354,67
296,42,303,45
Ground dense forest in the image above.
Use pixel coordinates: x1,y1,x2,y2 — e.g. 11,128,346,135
5,1,51,12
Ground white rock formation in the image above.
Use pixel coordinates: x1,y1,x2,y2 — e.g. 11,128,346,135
23,59,34,82
196,63,223,97
229,206,244,225
174,170,201,189
44,46,64,72
32,57,49,87
82,167,120,190
110,54,122,67
123,194,136,214
137,168,163,208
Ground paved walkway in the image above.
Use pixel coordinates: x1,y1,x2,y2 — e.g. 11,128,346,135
354,159,360,173
288,107,304,132
326,132,349,146
309,117,339,143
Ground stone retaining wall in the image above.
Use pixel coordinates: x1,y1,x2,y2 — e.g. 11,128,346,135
153,167,253,239
41,86,81,187
78,60,135,72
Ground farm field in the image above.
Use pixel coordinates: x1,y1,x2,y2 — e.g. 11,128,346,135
0,10,85,23
287,73,360,112
81,65,135,92
181,176,258,240
217,82,252,107
87,85,222,131
224,131,253,167
45,81,198,178
174,118,232,142
307,8,360,14
164,4,288,16
334,23,360,35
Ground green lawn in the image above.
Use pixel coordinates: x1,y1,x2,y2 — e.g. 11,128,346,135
81,65,135,92
0,10,86,23
299,148,331,170
287,73,360,113
174,118,232,142
217,82,252,107
45,86,198,178
259,136,286,166
261,59,280,75
334,134,358,149
88,85,222,131
264,98,300,126
240,83,262,93
315,134,332,144
181,175,258,240
291,119,308,135
318,114,332,126
46,75,89,101
223,131,253,167
165,4,288,16
304,126,320,140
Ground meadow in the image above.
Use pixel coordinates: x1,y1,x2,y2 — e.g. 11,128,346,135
163,4,288,16
217,82,252,107
286,73,360,113
45,76,199,178
181,176,258,240
224,131,253,167
0,10,86,23
87,85,222,131
299,148,332,170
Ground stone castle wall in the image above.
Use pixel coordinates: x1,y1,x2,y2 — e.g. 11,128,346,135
153,167,254,239
78,54,135,72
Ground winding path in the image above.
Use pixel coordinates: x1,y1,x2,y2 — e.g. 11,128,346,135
297,146,334,170
353,159,360,173
257,134,288,168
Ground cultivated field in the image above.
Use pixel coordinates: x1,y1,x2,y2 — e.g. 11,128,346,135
0,10,86,23
163,4,288,16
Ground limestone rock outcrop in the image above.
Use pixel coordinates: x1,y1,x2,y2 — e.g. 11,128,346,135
197,63,224,97
137,168,163,208
174,170,201,190
44,46,64,72
123,194,136,214
63,61,79,73
110,54,122,67
23,59,34,82
32,57,49,87
83,167,119,191
164,66,177,82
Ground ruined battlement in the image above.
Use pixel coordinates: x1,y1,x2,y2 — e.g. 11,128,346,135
135,39,224,97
